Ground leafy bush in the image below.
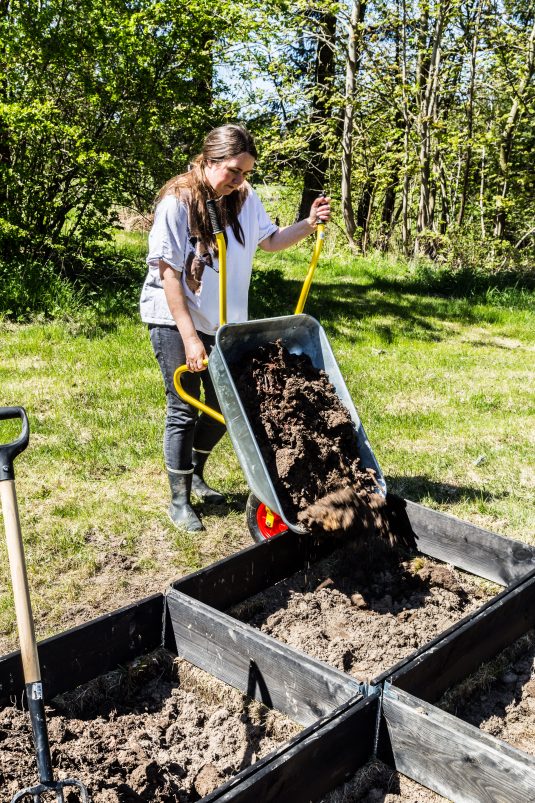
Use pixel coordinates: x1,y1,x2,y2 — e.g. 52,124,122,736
0,237,145,322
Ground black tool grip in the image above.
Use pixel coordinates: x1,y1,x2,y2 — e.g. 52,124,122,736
206,199,223,235
0,406,29,481
315,190,328,224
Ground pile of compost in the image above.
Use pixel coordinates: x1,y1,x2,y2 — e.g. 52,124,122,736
231,340,394,540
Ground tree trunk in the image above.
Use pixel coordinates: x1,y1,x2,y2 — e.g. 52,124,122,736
362,180,376,254
437,152,450,234
341,0,367,247
457,0,485,227
414,0,450,255
378,16,404,253
480,142,486,238
0,0,10,211
297,11,337,222
493,19,535,239
356,178,373,249
400,0,411,256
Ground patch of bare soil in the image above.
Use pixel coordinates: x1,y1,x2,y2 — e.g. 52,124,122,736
230,538,494,682
0,647,447,803
231,340,400,543
440,629,535,756
0,650,300,802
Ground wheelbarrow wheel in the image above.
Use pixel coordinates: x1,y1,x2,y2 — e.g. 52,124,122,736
246,493,288,543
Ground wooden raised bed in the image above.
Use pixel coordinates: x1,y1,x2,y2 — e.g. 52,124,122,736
168,494,535,801
0,593,164,705
2,494,534,801
0,591,376,802
381,685,535,803
379,567,535,802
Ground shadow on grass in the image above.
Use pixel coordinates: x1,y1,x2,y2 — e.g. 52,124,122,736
212,491,249,514
249,262,533,348
250,274,475,347
386,475,507,506
306,280,483,337
369,262,535,299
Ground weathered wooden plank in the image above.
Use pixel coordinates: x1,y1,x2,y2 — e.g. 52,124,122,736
389,569,535,701
166,588,362,727
382,685,535,803
172,531,333,611
205,693,379,803
401,497,535,586
0,593,164,704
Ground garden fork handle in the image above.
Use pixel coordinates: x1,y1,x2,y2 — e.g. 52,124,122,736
0,407,39,682
0,480,41,685
0,407,54,785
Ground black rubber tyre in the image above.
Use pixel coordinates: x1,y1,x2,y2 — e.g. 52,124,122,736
246,493,289,543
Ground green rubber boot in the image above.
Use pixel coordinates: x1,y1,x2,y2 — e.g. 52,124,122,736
167,471,203,532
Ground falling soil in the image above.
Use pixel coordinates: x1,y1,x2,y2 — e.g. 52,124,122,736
231,340,398,543
439,628,535,756
0,650,301,802
230,538,496,682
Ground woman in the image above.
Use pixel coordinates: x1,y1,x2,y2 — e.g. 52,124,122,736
140,124,331,532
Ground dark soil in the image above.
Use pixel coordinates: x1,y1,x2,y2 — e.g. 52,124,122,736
0,647,447,803
0,650,300,802
230,537,495,682
0,648,448,803
231,340,396,541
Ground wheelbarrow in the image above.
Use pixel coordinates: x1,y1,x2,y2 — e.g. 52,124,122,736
174,201,386,542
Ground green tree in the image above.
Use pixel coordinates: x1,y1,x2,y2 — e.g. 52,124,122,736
0,0,224,275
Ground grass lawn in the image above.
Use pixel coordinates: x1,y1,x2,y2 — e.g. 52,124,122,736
0,238,534,653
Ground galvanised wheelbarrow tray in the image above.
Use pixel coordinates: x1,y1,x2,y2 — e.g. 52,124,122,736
210,313,386,538
175,200,386,541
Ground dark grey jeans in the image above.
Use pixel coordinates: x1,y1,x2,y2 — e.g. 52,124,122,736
148,324,226,471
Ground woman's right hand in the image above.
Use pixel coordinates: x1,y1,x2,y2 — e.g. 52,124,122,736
184,335,207,372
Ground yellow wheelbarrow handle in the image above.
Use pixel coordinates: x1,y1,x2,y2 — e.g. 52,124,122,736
173,362,226,425
294,223,325,315
215,230,227,327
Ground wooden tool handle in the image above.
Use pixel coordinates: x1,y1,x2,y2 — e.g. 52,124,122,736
0,480,41,684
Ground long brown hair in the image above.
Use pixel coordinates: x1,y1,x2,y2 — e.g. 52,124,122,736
158,124,258,248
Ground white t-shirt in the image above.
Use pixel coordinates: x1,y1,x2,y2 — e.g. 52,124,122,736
139,185,278,334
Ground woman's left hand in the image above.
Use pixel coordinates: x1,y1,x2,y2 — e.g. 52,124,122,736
307,195,331,227
259,193,332,253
